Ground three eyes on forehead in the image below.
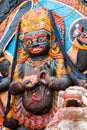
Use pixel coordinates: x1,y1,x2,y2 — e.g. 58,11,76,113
24,32,50,45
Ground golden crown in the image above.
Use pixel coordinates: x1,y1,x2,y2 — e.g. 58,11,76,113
20,8,53,33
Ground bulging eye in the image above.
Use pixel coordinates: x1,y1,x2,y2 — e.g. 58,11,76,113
27,40,32,45
38,37,44,42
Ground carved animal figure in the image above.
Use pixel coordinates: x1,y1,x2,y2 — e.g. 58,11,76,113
45,86,87,130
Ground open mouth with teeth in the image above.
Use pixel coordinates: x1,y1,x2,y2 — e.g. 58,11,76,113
63,92,84,107
64,99,83,107
29,45,46,54
55,86,87,120
58,86,87,109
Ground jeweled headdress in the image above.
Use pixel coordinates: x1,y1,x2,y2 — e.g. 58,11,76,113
20,8,53,33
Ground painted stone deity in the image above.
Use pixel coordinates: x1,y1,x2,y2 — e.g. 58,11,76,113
3,8,72,130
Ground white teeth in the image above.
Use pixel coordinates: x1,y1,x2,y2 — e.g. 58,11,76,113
65,98,82,106
33,48,40,51
82,95,87,105
77,100,81,104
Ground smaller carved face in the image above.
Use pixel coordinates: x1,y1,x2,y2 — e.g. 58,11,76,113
70,18,87,45
24,30,50,58
73,26,87,45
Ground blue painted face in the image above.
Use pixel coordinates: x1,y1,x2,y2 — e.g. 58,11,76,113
24,30,51,58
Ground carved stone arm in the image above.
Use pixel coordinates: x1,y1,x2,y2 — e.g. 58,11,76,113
48,75,72,91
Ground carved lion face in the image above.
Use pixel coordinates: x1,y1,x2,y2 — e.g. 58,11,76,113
46,86,87,130
58,86,87,108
